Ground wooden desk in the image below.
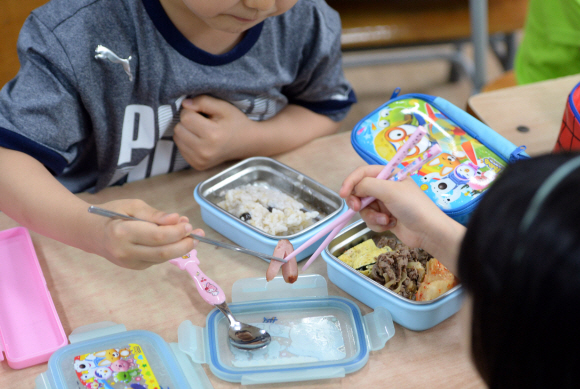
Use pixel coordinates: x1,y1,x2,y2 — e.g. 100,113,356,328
467,74,580,156
0,132,484,388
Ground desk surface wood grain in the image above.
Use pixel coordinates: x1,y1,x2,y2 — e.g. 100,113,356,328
468,74,580,156
0,132,484,388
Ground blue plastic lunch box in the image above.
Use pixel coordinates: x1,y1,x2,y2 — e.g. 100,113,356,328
35,276,395,388
321,220,465,331
350,89,529,224
35,322,213,389
178,275,395,385
194,157,349,262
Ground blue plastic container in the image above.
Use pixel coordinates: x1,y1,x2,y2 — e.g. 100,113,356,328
321,220,465,331
36,322,213,389
194,157,348,262
178,275,395,385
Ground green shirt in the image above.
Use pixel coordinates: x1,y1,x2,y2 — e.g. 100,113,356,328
515,0,580,84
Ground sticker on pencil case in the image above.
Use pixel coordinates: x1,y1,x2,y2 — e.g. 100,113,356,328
353,98,508,209
73,344,160,389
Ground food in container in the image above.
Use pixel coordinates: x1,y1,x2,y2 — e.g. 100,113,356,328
194,157,348,261
338,237,458,301
336,239,391,276
321,219,464,331
217,184,320,236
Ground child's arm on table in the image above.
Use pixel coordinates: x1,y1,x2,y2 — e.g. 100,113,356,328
339,165,466,274
0,147,202,269
174,95,340,170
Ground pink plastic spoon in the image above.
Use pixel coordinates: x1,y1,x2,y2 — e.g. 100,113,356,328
170,250,271,350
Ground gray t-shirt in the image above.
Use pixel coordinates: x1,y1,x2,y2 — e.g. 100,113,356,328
0,0,355,192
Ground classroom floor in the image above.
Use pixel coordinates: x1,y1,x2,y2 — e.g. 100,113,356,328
338,43,506,133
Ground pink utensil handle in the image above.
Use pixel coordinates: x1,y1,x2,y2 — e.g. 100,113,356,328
301,144,442,271
359,143,443,208
301,219,350,271
392,144,443,182
169,249,225,305
284,126,427,262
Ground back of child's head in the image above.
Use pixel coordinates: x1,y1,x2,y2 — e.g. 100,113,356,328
458,152,580,388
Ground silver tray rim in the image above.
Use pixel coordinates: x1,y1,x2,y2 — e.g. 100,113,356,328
196,156,346,240
324,219,463,306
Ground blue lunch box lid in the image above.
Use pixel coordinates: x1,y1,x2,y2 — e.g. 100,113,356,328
350,91,529,224
36,322,213,389
177,275,395,385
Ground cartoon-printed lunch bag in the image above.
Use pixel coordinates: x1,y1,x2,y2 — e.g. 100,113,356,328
351,89,529,224
554,81,580,152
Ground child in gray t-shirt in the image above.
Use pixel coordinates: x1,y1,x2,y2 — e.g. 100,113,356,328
0,0,355,270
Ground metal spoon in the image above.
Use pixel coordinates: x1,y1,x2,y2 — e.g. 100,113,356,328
87,206,286,263
169,250,271,350
86,206,271,349
214,301,271,350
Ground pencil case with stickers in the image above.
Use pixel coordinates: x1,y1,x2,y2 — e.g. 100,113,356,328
350,89,529,224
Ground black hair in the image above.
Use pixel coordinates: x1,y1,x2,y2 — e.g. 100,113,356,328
458,153,580,388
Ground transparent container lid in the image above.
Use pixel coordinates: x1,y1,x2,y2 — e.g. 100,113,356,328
37,322,212,389
178,275,395,385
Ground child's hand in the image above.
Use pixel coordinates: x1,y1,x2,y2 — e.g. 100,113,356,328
90,199,203,270
174,95,253,170
339,165,451,250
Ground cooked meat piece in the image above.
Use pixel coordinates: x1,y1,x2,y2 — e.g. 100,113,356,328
371,249,410,288
409,247,433,266
374,236,403,251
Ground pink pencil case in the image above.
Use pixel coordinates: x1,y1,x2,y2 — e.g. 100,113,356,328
0,227,67,369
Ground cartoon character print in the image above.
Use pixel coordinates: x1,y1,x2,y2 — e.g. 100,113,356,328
374,123,432,163
93,367,113,380
362,99,506,209
74,359,96,373
110,358,134,372
114,368,141,383
80,369,96,382
469,168,497,191
375,108,392,130
75,347,140,388
205,282,219,296
430,162,478,206
93,349,121,367
371,107,414,132
418,152,462,182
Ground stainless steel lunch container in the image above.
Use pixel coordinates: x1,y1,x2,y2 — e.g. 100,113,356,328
194,157,348,261
321,219,464,330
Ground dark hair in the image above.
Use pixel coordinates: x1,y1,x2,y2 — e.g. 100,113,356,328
458,153,580,388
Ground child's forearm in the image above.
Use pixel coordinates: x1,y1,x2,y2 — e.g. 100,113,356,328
421,212,466,275
0,147,97,252
235,105,341,158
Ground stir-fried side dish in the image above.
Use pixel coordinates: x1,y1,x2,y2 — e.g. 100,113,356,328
338,237,458,301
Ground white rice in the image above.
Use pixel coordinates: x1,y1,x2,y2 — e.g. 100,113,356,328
217,184,319,236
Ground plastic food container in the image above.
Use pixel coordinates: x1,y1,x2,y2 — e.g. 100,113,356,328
0,227,67,369
178,274,395,385
320,220,465,331
36,321,213,389
194,157,348,262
